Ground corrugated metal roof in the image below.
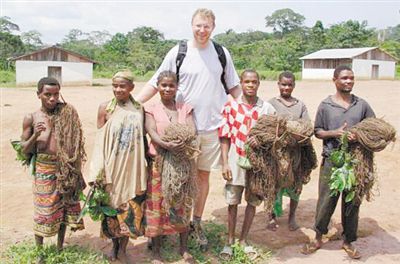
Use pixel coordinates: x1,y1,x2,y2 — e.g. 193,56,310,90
9,45,96,63
300,47,377,60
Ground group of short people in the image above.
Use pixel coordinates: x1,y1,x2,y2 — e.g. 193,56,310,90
20,7,374,264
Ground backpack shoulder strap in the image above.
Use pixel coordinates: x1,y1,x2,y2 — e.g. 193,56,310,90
176,40,187,83
212,40,229,94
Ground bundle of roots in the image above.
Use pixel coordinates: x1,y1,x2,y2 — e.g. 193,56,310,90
349,117,396,204
246,115,317,213
156,123,199,220
51,103,87,203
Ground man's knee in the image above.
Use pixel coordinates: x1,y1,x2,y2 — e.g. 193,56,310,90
197,170,210,183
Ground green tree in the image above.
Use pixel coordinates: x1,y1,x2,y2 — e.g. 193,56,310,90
214,29,270,50
265,8,305,36
104,33,129,55
87,30,112,46
62,29,86,43
380,40,400,60
0,16,19,33
0,17,24,69
127,26,164,43
214,29,241,48
325,20,376,48
61,29,103,61
307,20,326,51
386,24,400,41
21,30,43,52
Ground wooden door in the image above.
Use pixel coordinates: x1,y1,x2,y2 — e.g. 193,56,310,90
371,65,379,79
48,66,62,84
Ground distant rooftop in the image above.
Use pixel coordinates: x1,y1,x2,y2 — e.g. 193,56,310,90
9,45,96,63
300,47,377,60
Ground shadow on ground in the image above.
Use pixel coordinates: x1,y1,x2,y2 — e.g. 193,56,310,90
212,197,400,262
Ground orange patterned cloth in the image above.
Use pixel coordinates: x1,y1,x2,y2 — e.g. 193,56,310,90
144,162,189,237
33,154,84,237
101,195,145,239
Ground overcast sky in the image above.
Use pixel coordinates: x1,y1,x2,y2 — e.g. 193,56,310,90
2,0,400,44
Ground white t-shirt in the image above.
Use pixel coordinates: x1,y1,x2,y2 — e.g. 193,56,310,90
148,40,240,132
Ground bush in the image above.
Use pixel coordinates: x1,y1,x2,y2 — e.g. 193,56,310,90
0,70,16,84
93,68,114,79
237,70,301,81
93,68,154,82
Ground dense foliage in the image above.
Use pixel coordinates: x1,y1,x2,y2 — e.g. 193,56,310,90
1,9,399,78
329,134,357,203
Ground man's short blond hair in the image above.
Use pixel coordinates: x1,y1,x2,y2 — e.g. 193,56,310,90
192,8,215,26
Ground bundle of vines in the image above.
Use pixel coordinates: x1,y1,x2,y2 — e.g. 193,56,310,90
156,123,199,221
348,117,396,204
246,115,317,213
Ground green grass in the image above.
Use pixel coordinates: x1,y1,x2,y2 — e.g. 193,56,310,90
160,221,272,263
1,222,272,263
2,241,108,264
0,70,16,87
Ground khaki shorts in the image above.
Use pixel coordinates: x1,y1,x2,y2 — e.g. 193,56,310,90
197,130,221,172
224,184,263,207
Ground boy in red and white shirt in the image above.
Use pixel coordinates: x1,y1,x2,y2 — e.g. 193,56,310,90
219,69,275,260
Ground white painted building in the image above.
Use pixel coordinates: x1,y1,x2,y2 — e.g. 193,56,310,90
11,45,95,86
300,47,397,80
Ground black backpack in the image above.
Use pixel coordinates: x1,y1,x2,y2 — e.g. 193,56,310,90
175,40,229,94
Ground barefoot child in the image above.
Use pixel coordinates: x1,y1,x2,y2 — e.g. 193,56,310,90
19,77,85,263
267,71,312,231
219,70,275,260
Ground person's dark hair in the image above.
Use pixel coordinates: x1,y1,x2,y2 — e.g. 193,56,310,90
333,65,353,78
278,71,295,83
240,69,260,82
156,70,178,86
37,77,60,93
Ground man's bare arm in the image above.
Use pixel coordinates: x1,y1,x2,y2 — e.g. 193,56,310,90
228,85,241,99
135,83,158,104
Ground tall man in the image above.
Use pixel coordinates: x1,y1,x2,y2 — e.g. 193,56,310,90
20,77,85,263
268,71,310,231
302,65,375,259
136,8,240,248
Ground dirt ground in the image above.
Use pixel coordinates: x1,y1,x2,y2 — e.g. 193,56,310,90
1,80,399,263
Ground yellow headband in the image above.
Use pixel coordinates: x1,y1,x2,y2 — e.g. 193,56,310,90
112,70,134,82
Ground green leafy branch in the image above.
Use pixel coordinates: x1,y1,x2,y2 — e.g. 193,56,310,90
10,140,36,176
329,133,357,202
78,185,117,222
10,140,30,166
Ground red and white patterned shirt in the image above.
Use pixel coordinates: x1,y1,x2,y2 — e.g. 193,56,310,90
219,96,276,158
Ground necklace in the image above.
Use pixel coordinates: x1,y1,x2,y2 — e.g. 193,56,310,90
163,101,176,122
